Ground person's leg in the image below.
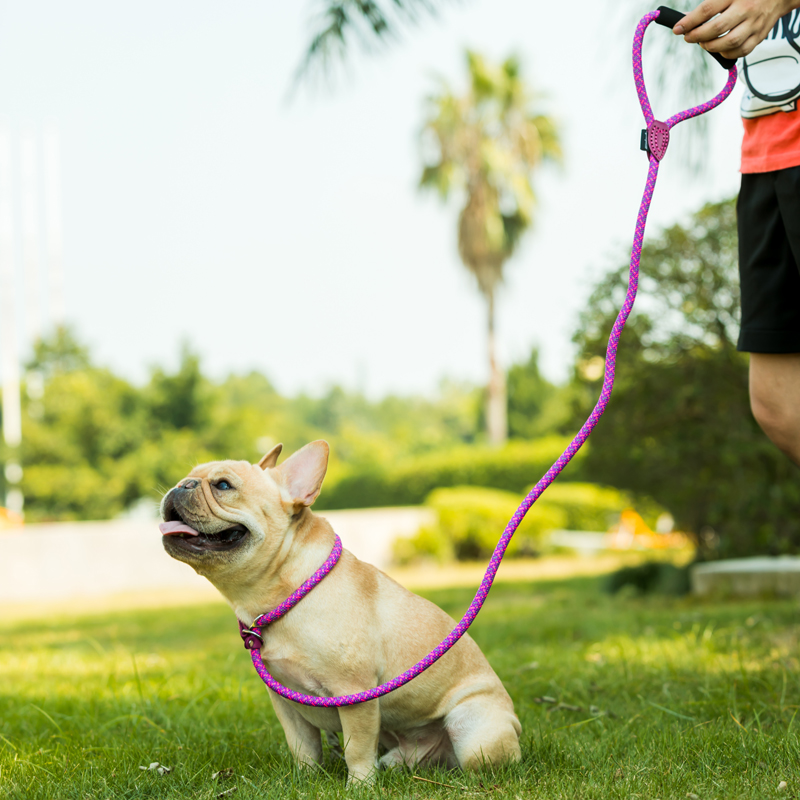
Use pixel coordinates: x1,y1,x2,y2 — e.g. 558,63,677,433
749,352,800,466
739,166,800,466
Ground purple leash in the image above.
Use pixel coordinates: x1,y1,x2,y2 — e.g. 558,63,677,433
238,10,738,707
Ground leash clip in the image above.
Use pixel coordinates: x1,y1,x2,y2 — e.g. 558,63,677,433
239,624,264,651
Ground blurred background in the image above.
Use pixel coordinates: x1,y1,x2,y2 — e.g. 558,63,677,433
1,0,797,605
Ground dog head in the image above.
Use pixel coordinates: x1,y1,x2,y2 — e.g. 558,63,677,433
159,440,329,578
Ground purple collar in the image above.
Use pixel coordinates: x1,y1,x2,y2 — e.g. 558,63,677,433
238,534,342,650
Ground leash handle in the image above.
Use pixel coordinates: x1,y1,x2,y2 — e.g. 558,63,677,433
655,5,738,71
634,10,737,135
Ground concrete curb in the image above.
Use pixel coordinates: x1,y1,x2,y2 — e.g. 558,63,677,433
691,556,800,597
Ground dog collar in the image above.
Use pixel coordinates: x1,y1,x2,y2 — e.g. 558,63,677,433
237,534,343,650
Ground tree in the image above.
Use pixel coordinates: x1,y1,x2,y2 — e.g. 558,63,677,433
506,348,560,439
7,328,488,521
420,51,561,445
144,344,212,434
297,2,719,159
26,327,92,378
297,0,446,80
19,331,147,520
572,198,800,560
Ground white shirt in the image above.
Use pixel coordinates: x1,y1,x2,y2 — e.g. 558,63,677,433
741,9,800,118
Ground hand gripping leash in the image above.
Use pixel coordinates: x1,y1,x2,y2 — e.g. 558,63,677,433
239,8,738,706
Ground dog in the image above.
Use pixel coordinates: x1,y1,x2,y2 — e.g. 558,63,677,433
160,440,521,783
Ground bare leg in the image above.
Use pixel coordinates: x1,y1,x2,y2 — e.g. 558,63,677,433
749,353,800,466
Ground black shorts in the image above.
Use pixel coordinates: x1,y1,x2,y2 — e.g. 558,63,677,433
737,165,800,353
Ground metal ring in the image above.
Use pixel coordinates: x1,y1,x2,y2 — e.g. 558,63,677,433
241,628,263,643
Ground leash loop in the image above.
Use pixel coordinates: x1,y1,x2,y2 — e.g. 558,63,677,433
635,10,738,161
240,11,737,707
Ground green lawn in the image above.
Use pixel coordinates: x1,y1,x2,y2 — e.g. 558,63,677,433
1,573,798,799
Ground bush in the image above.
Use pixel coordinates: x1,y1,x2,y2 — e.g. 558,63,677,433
605,562,691,596
318,436,583,510
572,198,800,560
531,482,631,532
393,485,567,564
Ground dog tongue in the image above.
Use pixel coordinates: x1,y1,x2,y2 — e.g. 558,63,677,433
159,521,201,537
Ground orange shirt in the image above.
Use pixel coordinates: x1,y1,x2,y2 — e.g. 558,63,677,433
741,109,800,173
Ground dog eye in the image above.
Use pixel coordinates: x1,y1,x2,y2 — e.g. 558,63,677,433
214,480,233,490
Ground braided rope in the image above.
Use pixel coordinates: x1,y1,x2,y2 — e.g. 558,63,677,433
242,10,738,707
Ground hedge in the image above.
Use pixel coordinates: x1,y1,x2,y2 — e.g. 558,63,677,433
532,482,631,533
392,481,632,564
316,436,584,510
393,486,566,563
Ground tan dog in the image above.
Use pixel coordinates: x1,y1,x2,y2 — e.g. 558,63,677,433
160,440,521,784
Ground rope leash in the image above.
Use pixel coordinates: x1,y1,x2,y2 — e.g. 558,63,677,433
239,8,738,707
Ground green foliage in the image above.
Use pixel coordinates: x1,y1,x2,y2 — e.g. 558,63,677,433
420,50,562,444
573,197,800,560
420,50,561,300
20,360,146,520
394,485,566,563
533,481,632,533
1,329,489,521
605,561,692,596
2,576,799,797
26,326,91,376
393,521,455,564
2,332,589,523
395,481,633,564
6,333,587,521
317,436,584,510
144,345,213,433
506,348,556,438
297,0,448,83
14,337,231,520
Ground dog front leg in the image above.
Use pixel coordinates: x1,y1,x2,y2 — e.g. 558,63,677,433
268,689,323,769
339,699,381,785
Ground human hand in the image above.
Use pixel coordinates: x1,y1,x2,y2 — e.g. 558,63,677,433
672,0,798,59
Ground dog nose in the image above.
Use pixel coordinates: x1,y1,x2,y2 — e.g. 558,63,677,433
181,479,199,490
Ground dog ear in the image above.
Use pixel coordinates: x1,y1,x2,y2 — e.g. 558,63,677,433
257,443,283,470
275,440,329,507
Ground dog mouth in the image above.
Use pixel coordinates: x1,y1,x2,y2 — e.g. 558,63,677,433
160,502,249,554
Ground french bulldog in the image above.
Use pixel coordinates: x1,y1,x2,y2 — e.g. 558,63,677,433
160,440,521,783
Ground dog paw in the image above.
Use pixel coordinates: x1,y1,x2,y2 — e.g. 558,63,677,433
378,748,406,770
345,760,380,787
345,770,377,788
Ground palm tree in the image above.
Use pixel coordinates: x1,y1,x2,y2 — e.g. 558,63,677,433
297,0,448,81
419,51,561,445
297,3,713,157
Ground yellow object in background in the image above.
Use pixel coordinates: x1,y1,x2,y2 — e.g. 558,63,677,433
0,507,23,530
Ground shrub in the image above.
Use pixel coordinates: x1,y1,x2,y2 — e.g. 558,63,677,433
318,436,583,510
572,197,800,560
605,562,691,596
530,482,632,532
393,486,567,564
391,481,657,565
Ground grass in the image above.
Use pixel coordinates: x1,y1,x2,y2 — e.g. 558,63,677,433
0,571,798,799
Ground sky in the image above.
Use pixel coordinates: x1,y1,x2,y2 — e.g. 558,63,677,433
0,0,743,398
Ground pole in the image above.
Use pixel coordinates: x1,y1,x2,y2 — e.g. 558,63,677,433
20,128,42,345
0,127,23,515
43,124,64,330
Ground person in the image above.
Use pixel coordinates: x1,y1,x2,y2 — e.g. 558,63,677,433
675,0,800,466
